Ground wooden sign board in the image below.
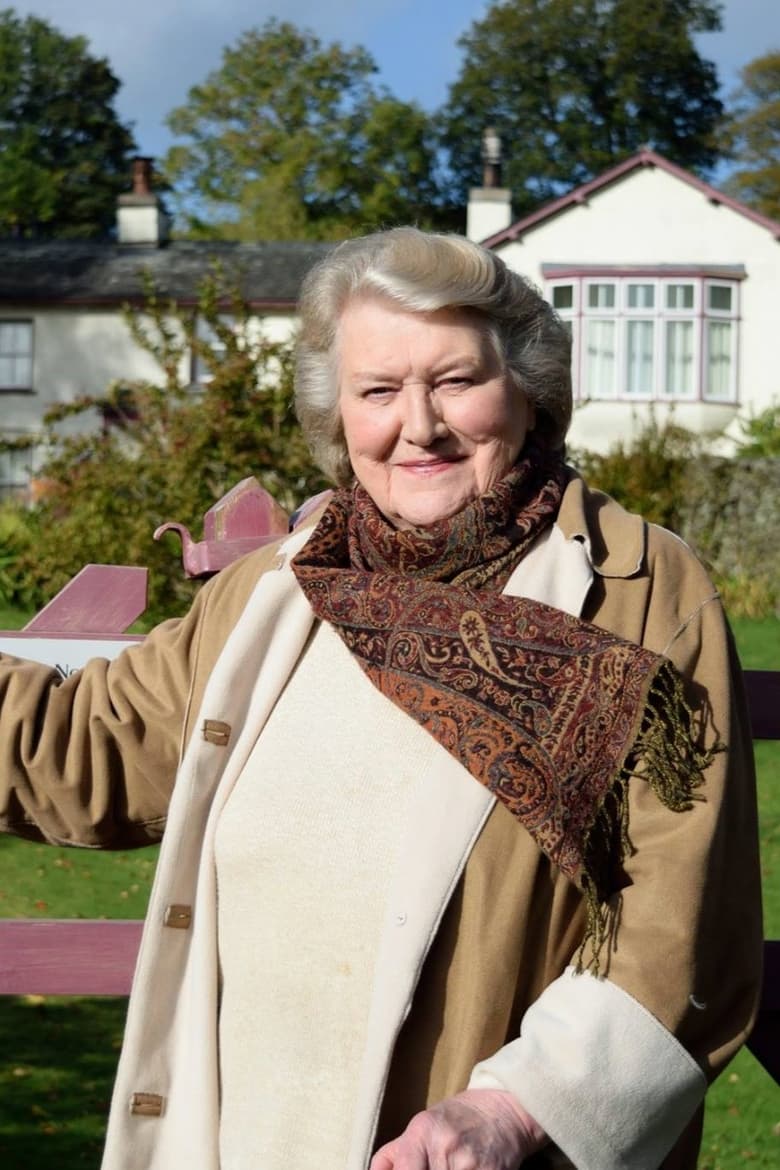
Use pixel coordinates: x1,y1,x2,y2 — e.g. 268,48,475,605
0,633,141,677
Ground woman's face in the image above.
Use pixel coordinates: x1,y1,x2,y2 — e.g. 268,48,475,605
337,297,534,530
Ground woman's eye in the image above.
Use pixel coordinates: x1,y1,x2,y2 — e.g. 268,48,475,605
363,385,396,399
438,377,474,391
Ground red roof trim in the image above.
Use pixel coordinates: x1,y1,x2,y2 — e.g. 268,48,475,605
483,148,780,247
541,263,747,280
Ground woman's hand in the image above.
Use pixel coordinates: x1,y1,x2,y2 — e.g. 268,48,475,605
369,1088,547,1169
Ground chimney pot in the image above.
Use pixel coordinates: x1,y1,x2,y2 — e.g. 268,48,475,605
481,127,503,188
131,157,154,197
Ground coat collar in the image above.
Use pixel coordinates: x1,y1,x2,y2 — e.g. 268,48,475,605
557,471,646,579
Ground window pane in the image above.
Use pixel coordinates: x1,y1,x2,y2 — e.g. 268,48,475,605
0,356,13,384
587,283,615,309
626,321,654,395
551,285,573,310
706,321,732,401
585,320,616,396
0,321,32,356
14,356,33,386
708,285,732,312
666,284,694,310
627,284,654,309
665,321,695,397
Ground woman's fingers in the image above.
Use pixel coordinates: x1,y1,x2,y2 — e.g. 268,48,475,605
368,1088,546,1168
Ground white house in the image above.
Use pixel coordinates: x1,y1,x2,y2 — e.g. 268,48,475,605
0,161,326,495
2,150,778,494
473,148,780,452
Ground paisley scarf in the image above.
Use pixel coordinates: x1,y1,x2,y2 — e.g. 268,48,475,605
291,448,713,966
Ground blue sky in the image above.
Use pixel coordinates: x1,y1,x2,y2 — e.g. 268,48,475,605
11,0,780,161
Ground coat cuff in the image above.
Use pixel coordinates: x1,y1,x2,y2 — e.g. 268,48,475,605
468,967,706,1170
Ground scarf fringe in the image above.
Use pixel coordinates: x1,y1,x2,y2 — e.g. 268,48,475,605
577,661,719,974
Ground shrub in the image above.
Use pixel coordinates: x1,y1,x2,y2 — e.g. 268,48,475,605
8,268,329,625
734,402,780,458
0,502,35,609
568,415,700,532
570,419,779,620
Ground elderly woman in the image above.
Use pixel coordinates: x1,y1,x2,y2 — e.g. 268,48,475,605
0,228,762,1170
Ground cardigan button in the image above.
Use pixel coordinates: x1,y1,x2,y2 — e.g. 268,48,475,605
202,719,231,746
394,912,407,926
129,1092,165,1117
163,904,192,930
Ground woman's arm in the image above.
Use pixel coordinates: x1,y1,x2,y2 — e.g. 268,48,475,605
0,605,204,847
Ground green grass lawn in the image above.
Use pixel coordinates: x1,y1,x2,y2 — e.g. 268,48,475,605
0,605,778,1167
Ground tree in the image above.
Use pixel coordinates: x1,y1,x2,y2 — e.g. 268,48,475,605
440,0,724,213
0,8,137,238
5,268,329,622
722,51,780,221
162,19,447,240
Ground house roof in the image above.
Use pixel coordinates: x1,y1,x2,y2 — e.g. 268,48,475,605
0,239,334,308
483,148,780,248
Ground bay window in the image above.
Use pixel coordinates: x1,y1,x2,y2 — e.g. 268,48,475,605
545,269,740,403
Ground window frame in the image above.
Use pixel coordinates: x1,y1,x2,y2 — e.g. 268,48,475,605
0,319,34,393
545,270,741,405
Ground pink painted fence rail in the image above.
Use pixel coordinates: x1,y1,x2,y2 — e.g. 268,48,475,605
0,478,777,1087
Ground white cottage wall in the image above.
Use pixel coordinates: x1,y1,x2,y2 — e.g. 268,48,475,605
494,166,780,452
0,308,298,495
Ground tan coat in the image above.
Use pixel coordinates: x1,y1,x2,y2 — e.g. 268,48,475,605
0,475,762,1170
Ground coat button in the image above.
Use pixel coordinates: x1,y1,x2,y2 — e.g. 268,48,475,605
164,904,192,930
202,719,231,746
394,912,407,926
129,1092,165,1117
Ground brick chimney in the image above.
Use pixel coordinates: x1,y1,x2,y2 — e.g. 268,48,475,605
466,128,512,242
117,157,169,246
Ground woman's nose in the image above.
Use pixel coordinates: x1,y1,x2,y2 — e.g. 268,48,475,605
400,387,447,446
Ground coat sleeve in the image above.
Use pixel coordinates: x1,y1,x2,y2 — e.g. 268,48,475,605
0,545,269,849
470,528,763,1170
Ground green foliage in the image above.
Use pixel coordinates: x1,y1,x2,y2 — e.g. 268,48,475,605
440,0,724,212
722,51,780,221
7,267,329,624
570,418,779,619
734,402,780,458
570,415,699,532
0,502,33,609
163,18,448,240
0,8,136,238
